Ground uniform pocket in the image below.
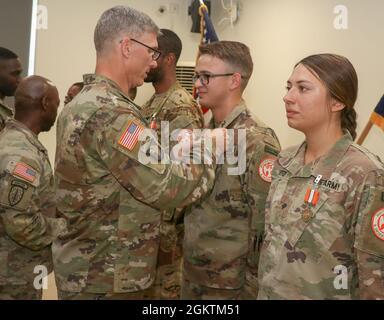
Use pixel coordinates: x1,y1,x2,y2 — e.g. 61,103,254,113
287,190,347,263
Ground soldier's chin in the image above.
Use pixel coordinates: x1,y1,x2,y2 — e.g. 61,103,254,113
144,74,156,83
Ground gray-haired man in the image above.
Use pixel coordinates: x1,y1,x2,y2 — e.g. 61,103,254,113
53,6,217,300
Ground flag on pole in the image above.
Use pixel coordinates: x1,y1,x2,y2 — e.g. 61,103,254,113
199,2,218,44
370,95,384,131
194,1,219,119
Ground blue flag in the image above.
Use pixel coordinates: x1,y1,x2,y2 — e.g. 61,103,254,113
370,95,384,131
200,5,218,44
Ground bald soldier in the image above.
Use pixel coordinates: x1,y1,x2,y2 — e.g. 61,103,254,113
142,29,203,299
0,47,23,131
53,6,219,300
0,76,65,300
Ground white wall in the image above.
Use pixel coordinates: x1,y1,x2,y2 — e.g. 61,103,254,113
36,0,202,163
36,0,384,163
210,0,384,157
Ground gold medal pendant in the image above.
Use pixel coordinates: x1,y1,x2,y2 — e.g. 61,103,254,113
301,208,312,222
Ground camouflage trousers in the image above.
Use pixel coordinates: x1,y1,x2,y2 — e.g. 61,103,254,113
145,209,184,300
58,286,154,300
0,284,42,300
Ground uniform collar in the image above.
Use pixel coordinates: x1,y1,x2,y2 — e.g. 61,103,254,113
0,99,15,117
83,73,135,106
279,131,353,178
153,80,182,98
6,118,48,155
210,99,247,128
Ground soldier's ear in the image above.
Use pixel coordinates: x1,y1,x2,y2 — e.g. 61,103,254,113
167,53,176,66
229,72,242,90
41,95,49,112
330,99,345,113
120,38,131,58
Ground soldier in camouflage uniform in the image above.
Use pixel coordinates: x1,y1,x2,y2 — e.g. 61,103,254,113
0,76,65,300
142,29,204,300
53,6,218,300
182,41,281,300
258,54,384,300
0,47,22,131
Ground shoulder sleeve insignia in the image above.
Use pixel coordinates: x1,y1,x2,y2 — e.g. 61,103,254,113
258,157,276,183
118,120,145,151
8,180,28,207
372,208,384,241
13,162,37,183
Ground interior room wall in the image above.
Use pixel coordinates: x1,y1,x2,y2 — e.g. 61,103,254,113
34,0,384,299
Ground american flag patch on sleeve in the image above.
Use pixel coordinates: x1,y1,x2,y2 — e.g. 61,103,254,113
118,121,145,151
13,162,37,183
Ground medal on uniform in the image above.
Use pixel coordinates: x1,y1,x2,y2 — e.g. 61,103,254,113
301,208,312,222
150,116,157,129
304,174,322,206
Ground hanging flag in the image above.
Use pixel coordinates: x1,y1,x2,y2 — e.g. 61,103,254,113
193,1,219,119
199,2,219,44
357,94,384,145
370,94,384,131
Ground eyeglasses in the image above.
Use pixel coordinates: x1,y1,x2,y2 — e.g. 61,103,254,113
130,38,162,61
192,73,244,85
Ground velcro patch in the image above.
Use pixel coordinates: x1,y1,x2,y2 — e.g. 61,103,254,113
118,121,144,151
8,182,26,207
13,162,37,183
258,157,275,183
372,208,384,241
264,144,279,157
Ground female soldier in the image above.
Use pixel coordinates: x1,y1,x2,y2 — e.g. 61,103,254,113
257,54,384,300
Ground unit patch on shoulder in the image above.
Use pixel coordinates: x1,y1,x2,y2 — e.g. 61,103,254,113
258,157,275,183
13,162,37,183
372,208,384,241
118,121,145,151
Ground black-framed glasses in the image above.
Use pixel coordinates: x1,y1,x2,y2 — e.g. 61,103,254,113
130,38,162,61
192,73,241,85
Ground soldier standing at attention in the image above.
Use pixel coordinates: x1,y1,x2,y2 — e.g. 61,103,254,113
182,41,281,300
257,54,384,300
53,6,219,300
0,47,23,131
142,28,203,300
0,76,65,299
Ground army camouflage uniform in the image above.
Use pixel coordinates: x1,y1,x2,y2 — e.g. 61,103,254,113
141,81,204,300
258,132,384,300
0,119,65,300
53,74,215,299
182,101,281,300
0,100,14,131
